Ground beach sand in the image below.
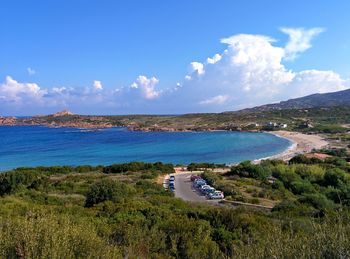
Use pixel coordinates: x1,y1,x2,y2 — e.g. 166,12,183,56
257,131,329,162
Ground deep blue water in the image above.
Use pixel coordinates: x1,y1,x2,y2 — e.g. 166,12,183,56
0,126,291,171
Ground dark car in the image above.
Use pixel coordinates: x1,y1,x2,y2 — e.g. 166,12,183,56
190,175,201,181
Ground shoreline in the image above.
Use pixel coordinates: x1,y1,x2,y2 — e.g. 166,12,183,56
257,131,329,162
0,125,331,170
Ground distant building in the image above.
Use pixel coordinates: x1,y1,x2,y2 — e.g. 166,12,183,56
264,122,288,130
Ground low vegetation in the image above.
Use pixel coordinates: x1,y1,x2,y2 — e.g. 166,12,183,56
1,154,350,258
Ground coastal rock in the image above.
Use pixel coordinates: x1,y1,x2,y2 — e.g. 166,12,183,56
0,116,17,126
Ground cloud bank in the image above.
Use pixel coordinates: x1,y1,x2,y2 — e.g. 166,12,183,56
0,27,348,115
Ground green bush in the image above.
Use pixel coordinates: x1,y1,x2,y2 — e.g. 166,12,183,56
85,179,134,207
290,180,315,195
299,193,334,211
103,162,174,174
201,171,222,186
229,161,271,180
323,168,346,188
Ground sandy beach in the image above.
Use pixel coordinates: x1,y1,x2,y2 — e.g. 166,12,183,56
259,131,329,162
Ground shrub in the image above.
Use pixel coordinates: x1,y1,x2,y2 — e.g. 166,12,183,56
85,179,134,207
298,193,334,211
290,180,315,195
0,171,48,196
289,155,322,165
103,162,174,175
230,161,271,180
201,171,222,186
323,169,346,188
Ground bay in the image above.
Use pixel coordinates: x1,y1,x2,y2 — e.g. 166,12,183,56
0,126,291,171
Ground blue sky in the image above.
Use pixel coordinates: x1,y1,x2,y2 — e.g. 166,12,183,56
0,0,349,115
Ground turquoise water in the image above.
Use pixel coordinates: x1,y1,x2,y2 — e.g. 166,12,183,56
0,126,291,171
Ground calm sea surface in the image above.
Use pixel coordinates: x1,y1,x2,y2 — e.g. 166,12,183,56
0,126,291,171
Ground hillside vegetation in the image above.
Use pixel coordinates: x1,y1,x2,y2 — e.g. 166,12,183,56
11,106,350,133
1,155,350,258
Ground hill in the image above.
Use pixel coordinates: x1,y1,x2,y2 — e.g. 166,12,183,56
241,88,350,112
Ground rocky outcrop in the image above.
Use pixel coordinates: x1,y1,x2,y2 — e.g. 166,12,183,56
46,121,113,129
0,116,17,125
52,110,74,117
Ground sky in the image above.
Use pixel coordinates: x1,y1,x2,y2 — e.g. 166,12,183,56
0,0,350,115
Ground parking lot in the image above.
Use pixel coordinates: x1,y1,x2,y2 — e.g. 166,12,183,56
165,172,222,205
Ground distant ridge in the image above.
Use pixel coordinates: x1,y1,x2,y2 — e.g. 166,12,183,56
239,88,350,112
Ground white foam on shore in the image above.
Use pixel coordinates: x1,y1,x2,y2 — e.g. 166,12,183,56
251,132,299,163
226,134,297,166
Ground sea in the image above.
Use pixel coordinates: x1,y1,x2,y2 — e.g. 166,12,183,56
0,126,291,171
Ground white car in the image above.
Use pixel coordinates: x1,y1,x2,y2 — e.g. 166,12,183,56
200,185,211,190
208,191,224,200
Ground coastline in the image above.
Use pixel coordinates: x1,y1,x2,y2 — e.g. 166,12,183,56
257,131,329,162
0,124,331,167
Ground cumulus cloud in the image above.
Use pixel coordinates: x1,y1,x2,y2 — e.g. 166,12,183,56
93,80,103,90
188,62,205,77
281,27,324,60
0,76,46,104
285,69,346,98
206,54,222,64
0,27,348,115
174,28,347,112
130,75,161,99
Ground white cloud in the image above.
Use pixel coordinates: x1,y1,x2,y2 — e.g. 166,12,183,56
206,54,222,64
27,67,36,75
173,29,347,112
0,28,348,115
93,80,103,90
281,27,324,60
130,75,161,99
189,62,205,76
52,87,68,94
200,95,228,105
285,69,346,98
0,76,46,104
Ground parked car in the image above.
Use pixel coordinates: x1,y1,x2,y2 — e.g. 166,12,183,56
208,191,224,200
193,178,204,185
194,180,206,188
193,178,203,183
202,187,215,194
190,175,201,181
200,185,212,192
